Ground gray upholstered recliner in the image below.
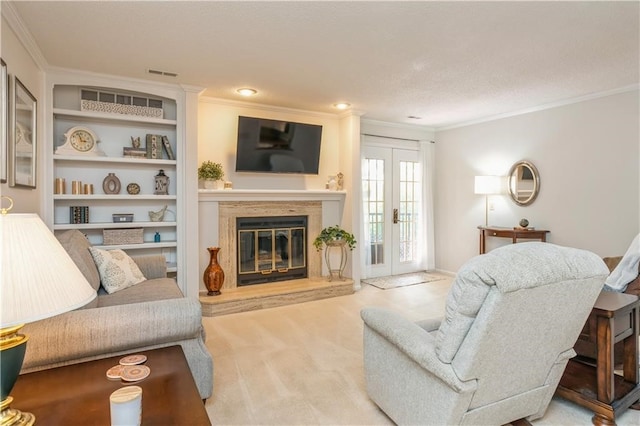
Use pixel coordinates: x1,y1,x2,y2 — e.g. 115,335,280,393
361,242,609,425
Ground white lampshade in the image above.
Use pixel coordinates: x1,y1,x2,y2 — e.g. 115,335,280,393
474,176,502,195
1,213,96,327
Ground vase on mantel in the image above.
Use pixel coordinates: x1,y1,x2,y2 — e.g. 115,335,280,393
203,247,225,296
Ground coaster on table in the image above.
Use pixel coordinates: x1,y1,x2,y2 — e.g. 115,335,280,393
106,364,126,379
119,354,147,365
121,365,151,382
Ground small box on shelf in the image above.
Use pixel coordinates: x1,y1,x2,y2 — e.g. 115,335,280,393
112,213,134,223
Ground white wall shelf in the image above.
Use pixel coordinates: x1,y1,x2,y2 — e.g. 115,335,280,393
54,221,177,230
54,195,177,201
94,241,177,250
54,155,176,166
53,107,178,126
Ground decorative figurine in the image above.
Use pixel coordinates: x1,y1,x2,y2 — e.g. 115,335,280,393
154,169,169,195
149,205,168,222
336,172,344,191
131,136,141,148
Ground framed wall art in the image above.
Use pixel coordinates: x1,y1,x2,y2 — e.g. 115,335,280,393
0,59,7,183
10,77,37,188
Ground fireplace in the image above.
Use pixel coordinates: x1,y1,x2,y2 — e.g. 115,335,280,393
237,216,308,286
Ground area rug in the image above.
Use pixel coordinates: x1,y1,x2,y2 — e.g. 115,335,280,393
362,271,445,290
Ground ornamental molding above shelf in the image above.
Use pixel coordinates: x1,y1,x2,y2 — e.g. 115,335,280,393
198,189,346,203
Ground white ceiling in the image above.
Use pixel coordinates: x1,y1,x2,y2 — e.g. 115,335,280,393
8,1,640,128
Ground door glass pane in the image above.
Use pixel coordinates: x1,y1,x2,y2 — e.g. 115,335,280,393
363,158,385,265
398,161,421,263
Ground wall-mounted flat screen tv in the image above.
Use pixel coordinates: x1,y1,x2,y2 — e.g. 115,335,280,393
235,116,322,174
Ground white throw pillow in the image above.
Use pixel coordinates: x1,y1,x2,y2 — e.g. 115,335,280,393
89,247,146,294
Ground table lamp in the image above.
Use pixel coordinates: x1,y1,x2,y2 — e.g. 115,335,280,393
474,175,502,226
1,197,96,425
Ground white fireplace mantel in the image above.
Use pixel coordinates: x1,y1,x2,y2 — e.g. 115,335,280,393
198,189,346,202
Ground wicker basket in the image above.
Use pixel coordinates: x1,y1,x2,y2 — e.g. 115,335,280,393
103,228,144,245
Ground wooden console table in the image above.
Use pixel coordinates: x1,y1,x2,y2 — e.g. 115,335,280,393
477,226,550,254
556,292,640,426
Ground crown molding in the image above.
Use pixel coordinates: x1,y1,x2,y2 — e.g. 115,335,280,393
1,2,48,70
437,84,640,132
199,96,346,119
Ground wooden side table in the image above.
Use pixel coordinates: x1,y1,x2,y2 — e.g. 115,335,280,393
556,292,640,426
477,226,550,254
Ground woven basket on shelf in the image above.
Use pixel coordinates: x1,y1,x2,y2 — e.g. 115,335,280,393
103,228,144,245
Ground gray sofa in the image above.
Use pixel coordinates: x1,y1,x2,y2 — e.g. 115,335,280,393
21,230,213,400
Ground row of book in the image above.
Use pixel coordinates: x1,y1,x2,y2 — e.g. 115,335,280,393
70,206,89,224
123,134,175,160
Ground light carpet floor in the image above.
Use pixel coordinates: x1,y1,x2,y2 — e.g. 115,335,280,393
362,271,445,289
202,274,640,425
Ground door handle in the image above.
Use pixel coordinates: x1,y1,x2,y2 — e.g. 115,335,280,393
393,208,398,224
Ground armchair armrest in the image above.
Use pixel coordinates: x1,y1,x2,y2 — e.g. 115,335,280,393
22,298,202,371
132,255,167,279
361,307,476,393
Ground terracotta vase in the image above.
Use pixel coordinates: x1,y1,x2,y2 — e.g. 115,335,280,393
203,247,225,296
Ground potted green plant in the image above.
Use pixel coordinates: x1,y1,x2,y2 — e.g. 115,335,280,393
198,161,224,189
313,225,356,282
313,225,357,251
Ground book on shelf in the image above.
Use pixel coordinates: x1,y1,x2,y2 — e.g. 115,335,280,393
161,136,175,160
145,134,162,159
70,206,89,224
123,147,148,158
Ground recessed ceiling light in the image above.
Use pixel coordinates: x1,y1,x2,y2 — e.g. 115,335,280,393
333,102,351,110
237,88,257,96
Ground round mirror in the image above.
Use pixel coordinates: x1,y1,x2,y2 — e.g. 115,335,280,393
508,160,540,206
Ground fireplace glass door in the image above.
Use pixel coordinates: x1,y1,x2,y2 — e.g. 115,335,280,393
237,216,307,285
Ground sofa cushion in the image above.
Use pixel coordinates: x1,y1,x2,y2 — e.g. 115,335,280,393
89,248,146,294
56,230,100,291
97,278,183,307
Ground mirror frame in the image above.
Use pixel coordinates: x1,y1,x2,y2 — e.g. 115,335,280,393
507,160,540,206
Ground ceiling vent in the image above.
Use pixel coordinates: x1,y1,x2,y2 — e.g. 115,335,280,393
147,69,178,78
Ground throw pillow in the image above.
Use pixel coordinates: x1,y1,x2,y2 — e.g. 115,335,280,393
89,248,146,294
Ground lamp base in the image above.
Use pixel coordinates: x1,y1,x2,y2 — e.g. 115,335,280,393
1,397,35,426
1,326,34,426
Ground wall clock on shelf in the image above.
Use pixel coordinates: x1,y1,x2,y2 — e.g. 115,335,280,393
55,126,105,156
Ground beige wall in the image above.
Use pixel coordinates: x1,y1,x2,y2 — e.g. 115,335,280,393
198,98,343,191
1,13,44,214
434,89,640,273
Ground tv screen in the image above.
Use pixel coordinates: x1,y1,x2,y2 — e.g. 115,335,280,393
235,116,322,174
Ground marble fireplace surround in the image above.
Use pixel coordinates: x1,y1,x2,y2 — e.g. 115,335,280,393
198,190,346,291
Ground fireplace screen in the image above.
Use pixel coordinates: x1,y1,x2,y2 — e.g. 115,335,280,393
237,216,307,286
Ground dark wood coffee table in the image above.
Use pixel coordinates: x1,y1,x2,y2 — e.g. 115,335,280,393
11,345,211,425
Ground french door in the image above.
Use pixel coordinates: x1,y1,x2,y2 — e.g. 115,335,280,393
362,146,423,278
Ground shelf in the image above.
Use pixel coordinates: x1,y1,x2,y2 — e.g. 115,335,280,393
94,241,177,250
53,108,177,126
54,221,177,230
54,155,176,166
54,194,177,201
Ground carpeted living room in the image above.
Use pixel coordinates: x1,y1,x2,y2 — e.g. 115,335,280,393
2,1,639,425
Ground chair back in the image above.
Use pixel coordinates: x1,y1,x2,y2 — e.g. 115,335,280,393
434,242,608,409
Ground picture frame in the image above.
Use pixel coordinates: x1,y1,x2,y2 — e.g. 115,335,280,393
10,77,37,188
0,59,7,183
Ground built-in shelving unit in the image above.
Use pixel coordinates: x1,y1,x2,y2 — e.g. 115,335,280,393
47,80,183,277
